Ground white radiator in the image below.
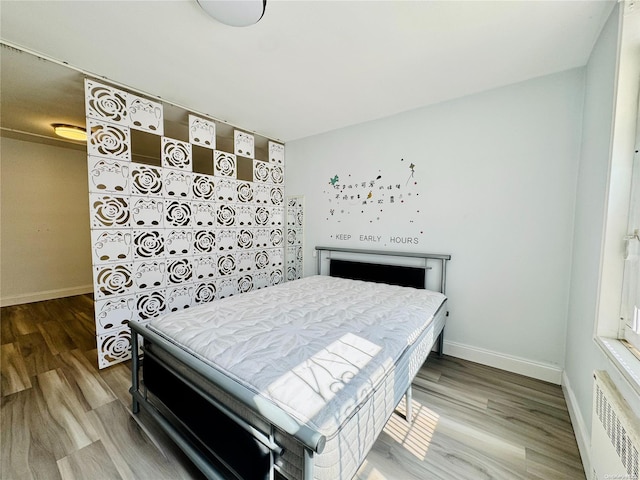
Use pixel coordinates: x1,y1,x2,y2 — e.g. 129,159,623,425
591,370,640,480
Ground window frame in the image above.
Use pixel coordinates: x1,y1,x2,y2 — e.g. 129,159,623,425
620,121,640,350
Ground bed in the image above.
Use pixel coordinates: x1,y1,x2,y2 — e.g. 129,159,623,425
129,246,451,480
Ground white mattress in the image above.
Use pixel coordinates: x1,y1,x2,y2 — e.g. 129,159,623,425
148,275,447,479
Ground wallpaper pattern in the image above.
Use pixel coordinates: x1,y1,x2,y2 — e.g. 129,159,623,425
85,79,285,368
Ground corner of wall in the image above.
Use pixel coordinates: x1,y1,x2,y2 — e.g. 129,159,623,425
444,340,563,384
0,284,94,307
562,371,592,478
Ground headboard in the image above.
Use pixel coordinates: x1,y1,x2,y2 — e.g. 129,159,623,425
315,246,451,294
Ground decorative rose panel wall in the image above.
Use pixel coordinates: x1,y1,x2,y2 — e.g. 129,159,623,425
286,196,304,281
86,79,285,368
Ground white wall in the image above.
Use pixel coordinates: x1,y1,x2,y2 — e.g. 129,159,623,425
286,68,585,383
564,7,620,410
0,137,92,305
562,1,620,456
562,4,640,474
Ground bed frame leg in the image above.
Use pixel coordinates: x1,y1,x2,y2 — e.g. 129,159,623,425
405,386,413,422
130,331,140,414
437,328,445,357
303,448,314,480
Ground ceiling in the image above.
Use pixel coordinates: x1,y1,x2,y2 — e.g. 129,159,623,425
0,0,618,143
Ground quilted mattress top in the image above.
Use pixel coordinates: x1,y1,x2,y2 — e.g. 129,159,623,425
148,275,446,437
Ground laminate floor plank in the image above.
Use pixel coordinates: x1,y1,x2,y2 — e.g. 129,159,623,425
423,409,527,472
1,342,32,395
412,379,583,469
92,360,206,479
1,390,62,480
1,305,21,344
22,301,58,326
87,399,204,480
82,348,100,371
58,350,116,411
424,355,563,397
34,299,68,324
123,398,208,479
69,297,97,329
57,440,122,480
424,355,565,398
391,396,528,475
59,317,96,352
487,396,578,445
412,372,489,412
424,359,567,411
33,370,100,459
359,422,527,480
17,332,62,378
37,321,76,356
97,361,134,408
4,303,41,337
58,294,94,319
525,446,586,479
487,391,574,433
1,296,586,480
483,399,581,460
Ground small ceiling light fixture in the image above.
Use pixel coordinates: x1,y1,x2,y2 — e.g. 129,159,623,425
52,123,87,142
197,0,267,27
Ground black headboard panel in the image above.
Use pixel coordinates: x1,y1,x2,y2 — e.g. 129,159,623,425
329,259,425,289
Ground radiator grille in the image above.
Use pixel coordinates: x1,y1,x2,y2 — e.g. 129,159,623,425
593,371,639,479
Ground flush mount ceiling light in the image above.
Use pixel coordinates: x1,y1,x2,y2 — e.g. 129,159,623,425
197,0,267,27
52,123,87,142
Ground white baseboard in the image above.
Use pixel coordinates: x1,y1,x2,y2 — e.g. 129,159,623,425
0,285,93,307
562,371,592,479
443,340,564,384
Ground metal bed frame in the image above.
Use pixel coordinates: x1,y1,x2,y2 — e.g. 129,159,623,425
129,246,451,480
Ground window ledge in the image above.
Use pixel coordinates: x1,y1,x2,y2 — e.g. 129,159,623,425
595,336,640,397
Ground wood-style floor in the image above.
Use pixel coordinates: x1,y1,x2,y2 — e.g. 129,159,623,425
1,295,586,480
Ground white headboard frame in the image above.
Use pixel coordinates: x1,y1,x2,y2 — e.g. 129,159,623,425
314,246,451,294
